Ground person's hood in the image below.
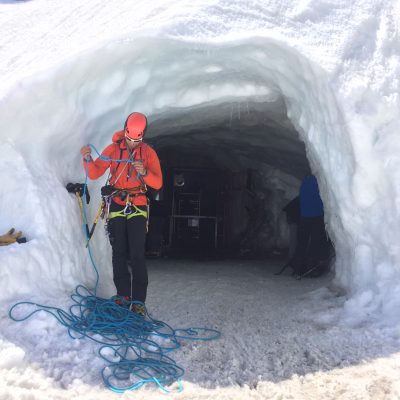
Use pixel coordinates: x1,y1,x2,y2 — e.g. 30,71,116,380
112,130,125,143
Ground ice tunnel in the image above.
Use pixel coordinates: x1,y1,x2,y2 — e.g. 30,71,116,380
0,38,359,305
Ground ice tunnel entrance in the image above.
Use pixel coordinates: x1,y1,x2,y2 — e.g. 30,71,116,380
146,98,311,260
0,37,355,300
119,39,353,279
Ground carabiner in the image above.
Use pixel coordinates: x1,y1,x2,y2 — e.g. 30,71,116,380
123,195,132,215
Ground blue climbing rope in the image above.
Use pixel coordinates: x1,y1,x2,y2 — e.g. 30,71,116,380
89,143,131,163
9,145,221,393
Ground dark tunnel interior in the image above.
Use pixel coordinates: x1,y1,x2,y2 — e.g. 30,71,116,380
143,98,312,260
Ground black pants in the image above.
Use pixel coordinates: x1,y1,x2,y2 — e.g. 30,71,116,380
291,216,328,274
108,202,148,302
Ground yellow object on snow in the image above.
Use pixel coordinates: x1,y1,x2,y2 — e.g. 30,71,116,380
0,228,24,246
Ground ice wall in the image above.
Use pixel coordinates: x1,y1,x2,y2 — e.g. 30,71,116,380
0,0,399,324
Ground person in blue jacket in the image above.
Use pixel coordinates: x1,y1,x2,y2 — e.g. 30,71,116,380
291,173,329,277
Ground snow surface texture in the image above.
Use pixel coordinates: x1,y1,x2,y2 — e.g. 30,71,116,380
2,259,400,399
0,0,400,398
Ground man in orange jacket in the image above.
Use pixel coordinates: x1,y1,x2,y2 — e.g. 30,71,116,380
80,112,162,313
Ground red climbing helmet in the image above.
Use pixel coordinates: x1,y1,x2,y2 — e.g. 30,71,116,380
124,112,147,141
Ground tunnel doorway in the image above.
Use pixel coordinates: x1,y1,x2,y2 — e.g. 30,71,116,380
166,167,222,255
146,163,261,259
144,105,312,261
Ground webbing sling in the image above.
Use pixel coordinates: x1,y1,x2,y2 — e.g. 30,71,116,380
108,204,148,220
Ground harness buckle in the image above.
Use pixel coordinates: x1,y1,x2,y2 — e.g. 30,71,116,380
139,184,147,193
123,203,133,215
123,195,132,215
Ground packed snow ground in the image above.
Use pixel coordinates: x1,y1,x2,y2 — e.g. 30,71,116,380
2,258,400,399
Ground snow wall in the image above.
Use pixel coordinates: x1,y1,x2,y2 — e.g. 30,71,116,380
0,1,399,326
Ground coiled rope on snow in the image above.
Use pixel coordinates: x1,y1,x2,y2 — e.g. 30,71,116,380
9,143,221,393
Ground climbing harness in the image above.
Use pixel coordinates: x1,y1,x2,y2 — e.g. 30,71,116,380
100,142,149,231
109,204,148,220
9,143,221,393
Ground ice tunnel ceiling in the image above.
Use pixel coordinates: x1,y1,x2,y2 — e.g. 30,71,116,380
148,97,309,179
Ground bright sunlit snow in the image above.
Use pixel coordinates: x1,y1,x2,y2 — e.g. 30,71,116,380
0,0,400,399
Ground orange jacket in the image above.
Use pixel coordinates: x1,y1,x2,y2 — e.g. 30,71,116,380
83,130,162,206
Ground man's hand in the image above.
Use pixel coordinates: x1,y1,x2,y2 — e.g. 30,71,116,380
132,161,147,176
80,145,92,161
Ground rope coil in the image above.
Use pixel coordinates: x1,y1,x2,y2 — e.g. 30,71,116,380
8,144,221,393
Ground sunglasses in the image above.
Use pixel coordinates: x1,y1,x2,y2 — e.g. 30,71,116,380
125,135,143,143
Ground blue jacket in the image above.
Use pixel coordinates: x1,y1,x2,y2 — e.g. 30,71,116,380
299,175,324,217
